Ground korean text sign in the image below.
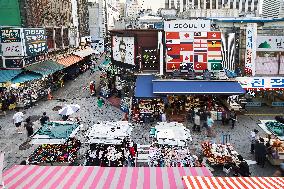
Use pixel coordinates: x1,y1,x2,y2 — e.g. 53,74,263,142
245,23,257,76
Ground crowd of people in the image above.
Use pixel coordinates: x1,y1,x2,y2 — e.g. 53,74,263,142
86,139,137,167
148,143,203,167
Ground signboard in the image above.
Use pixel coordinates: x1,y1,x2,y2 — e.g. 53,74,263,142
245,23,257,76
142,48,159,70
24,54,47,66
0,28,21,43
257,36,284,52
1,42,24,56
91,37,104,53
245,102,262,107
272,102,284,107
23,28,48,56
236,77,284,90
164,20,211,32
165,31,222,72
3,57,24,68
112,36,135,65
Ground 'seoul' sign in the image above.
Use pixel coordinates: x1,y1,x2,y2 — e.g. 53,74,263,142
164,20,211,32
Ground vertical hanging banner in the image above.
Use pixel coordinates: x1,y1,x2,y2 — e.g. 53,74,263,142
245,23,257,76
23,28,48,56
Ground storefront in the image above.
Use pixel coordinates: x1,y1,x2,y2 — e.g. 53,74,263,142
134,75,245,123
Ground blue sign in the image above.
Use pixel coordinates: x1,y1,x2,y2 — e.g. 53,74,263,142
245,102,262,107
272,102,284,107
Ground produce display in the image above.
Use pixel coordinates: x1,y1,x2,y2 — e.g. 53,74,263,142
202,142,239,165
266,139,284,159
265,121,284,136
27,138,81,164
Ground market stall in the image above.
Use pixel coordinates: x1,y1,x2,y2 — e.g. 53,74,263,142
30,121,81,145
202,142,240,166
154,122,192,146
85,121,134,167
264,137,284,165
258,120,284,141
27,138,81,166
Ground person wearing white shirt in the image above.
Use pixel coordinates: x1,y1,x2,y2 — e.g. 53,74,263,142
161,112,167,122
12,109,24,133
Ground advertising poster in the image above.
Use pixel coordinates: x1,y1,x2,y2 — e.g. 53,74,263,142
257,36,284,52
4,57,24,68
245,23,257,76
23,28,48,56
112,36,135,65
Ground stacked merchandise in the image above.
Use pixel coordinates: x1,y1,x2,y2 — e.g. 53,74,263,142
27,138,81,164
265,121,284,137
202,142,239,166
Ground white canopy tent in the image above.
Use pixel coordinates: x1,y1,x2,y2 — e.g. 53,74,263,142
86,121,133,145
155,122,192,146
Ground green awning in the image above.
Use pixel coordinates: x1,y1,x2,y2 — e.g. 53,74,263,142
24,60,64,76
12,72,42,83
0,69,22,83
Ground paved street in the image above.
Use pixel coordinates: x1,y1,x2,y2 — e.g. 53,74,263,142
0,66,282,176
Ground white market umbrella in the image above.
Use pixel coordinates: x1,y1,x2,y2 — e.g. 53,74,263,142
58,104,80,116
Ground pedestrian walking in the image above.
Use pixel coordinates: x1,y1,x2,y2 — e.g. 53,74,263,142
90,81,96,96
206,115,214,137
97,97,105,108
47,87,53,100
230,109,237,129
250,129,259,154
161,112,167,122
193,111,201,132
12,109,24,134
40,112,50,126
255,138,267,168
24,117,33,137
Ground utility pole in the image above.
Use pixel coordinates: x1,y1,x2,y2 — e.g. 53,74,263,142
104,0,109,53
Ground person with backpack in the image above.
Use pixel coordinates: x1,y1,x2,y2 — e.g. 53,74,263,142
40,112,49,125
97,97,105,108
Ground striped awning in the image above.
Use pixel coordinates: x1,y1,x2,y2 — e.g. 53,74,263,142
24,61,64,76
182,176,284,189
2,166,212,189
57,55,83,67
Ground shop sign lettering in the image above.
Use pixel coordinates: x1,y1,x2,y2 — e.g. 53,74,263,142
23,28,48,56
245,102,262,107
236,77,284,90
257,36,284,52
245,23,257,76
272,102,284,107
1,42,24,56
0,28,21,43
164,20,211,32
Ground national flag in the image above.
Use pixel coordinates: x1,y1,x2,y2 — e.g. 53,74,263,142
208,47,222,51
180,43,193,51
210,63,223,70
207,40,222,48
194,39,207,48
180,62,194,72
180,51,193,62
194,32,207,39
165,39,180,44
194,53,207,63
207,32,221,40
194,62,207,70
167,54,181,63
179,32,194,40
166,32,180,39
167,63,180,71
208,51,222,63
194,48,207,53
166,44,181,55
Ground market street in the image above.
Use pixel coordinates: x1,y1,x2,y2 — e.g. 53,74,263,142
0,63,282,177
